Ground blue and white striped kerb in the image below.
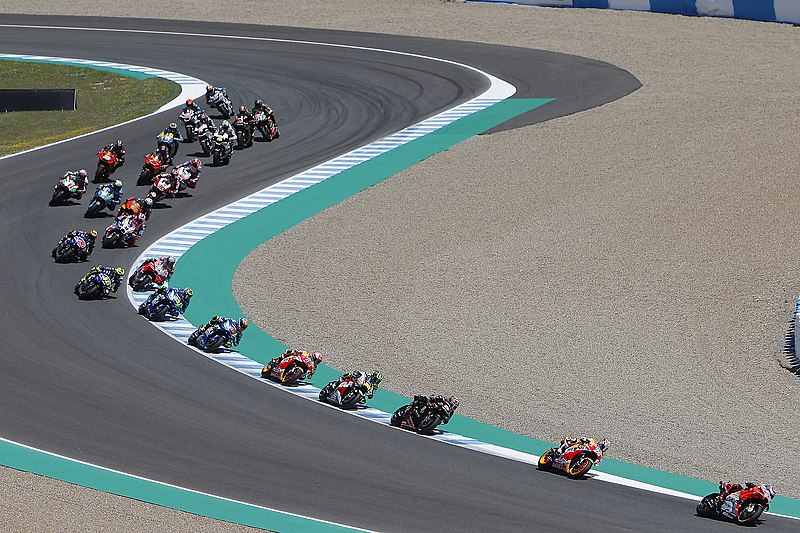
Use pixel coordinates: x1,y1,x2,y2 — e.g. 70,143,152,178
471,0,800,25
0,53,206,113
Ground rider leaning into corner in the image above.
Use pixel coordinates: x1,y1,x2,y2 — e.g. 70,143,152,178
102,139,126,169
718,481,777,520
188,316,249,347
557,436,610,455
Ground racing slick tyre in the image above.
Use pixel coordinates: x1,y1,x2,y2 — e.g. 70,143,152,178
84,198,105,218
49,189,67,206
148,303,171,322
416,413,442,435
200,139,211,156
537,450,555,470
696,494,719,518
76,281,102,300
203,333,227,353
94,166,106,183
213,152,222,166
736,500,765,526
102,232,121,249
236,131,245,150
390,406,409,428
129,272,154,292
280,363,305,385
52,243,76,263
318,384,334,402
137,168,153,186
566,453,594,479
339,390,362,410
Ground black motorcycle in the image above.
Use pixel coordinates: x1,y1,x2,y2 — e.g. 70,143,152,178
390,395,460,435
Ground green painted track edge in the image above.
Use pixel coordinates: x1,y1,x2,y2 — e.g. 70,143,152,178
0,56,152,78
168,93,800,519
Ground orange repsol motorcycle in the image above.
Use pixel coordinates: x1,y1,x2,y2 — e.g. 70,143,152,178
537,437,607,478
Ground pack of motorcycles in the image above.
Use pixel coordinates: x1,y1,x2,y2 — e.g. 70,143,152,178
46,95,777,528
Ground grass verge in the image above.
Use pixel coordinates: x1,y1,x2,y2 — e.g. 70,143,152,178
0,60,179,156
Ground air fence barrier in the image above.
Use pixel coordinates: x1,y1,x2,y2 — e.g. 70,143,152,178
469,0,800,25
0,89,76,112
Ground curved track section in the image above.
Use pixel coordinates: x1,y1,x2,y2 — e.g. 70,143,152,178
4,15,794,532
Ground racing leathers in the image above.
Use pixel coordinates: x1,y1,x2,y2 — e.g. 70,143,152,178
172,159,202,189
96,182,123,210
337,371,383,403
77,265,124,295
182,100,204,115
557,436,593,454
718,482,756,520
117,197,152,220
253,100,276,124
205,85,228,107
188,316,246,347
140,256,175,285
62,170,88,198
103,143,126,169
140,285,192,316
55,230,96,260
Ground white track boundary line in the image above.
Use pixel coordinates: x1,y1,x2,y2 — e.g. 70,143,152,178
0,53,207,161
0,436,376,532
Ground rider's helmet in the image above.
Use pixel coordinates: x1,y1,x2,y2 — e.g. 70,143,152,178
114,267,125,277
165,256,176,269
186,99,194,106
254,99,264,109
311,351,324,366
745,481,758,489
89,229,98,239
113,180,123,189
78,169,88,179
371,370,383,384
114,139,124,149
169,122,178,131
221,120,230,128
598,438,610,452
143,197,154,209
184,288,193,298
206,84,213,92
239,105,247,114
764,485,776,499
191,158,202,170
449,396,461,408
239,317,249,330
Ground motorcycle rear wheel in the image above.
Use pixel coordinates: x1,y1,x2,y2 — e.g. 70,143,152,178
339,390,362,410
102,232,121,249
148,303,171,322
566,453,594,478
53,243,76,263
129,272,154,292
77,281,102,300
203,334,227,353
416,413,442,435
49,189,67,206
736,500,765,525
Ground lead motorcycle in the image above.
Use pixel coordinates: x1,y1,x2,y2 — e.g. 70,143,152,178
390,395,460,435
537,438,607,479
102,215,142,248
207,88,234,118
696,482,775,526
318,371,382,409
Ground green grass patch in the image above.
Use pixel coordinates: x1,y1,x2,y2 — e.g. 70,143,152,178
0,60,180,156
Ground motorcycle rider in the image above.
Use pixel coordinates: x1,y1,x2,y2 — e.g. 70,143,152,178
188,316,249,348
182,98,204,115
101,139,126,170
335,370,383,403
556,436,610,455
138,285,193,317
265,349,323,376
172,158,203,189
158,122,184,145
217,120,236,153
60,169,89,198
117,196,153,220
136,256,176,286
205,84,229,106
237,104,254,124
93,179,124,210
151,171,181,198
53,229,97,261
253,99,277,124
75,265,125,295
717,481,775,520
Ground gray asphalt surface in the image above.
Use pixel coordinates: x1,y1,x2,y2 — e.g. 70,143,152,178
0,15,794,532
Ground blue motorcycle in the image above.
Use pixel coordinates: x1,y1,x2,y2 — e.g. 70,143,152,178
52,234,91,263
74,271,115,300
188,319,239,352
84,185,118,218
138,288,190,321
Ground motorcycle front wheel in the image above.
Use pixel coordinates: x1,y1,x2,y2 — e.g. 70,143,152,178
736,500,765,525
49,189,67,206
416,413,442,435
77,281,102,300
566,453,594,478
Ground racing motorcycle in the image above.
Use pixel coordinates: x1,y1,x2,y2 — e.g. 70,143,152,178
138,289,187,321
74,271,115,300
253,109,279,141
188,321,238,352
179,110,200,142
390,395,459,435
148,173,179,202
696,482,775,526
138,151,167,185
156,131,179,157
102,215,142,248
128,260,169,291
196,122,214,156
537,438,606,479
84,186,117,218
94,149,118,182
233,115,254,149
51,234,91,263
212,134,233,166
318,372,382,410
261,352,317,385
207,89,234,118
49,174,84,206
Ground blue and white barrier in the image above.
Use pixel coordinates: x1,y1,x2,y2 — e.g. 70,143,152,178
472,0,800,25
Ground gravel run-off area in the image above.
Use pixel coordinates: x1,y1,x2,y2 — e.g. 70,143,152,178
2,0,800,529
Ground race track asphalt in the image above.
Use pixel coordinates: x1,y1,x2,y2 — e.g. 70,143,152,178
1,14,793,532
